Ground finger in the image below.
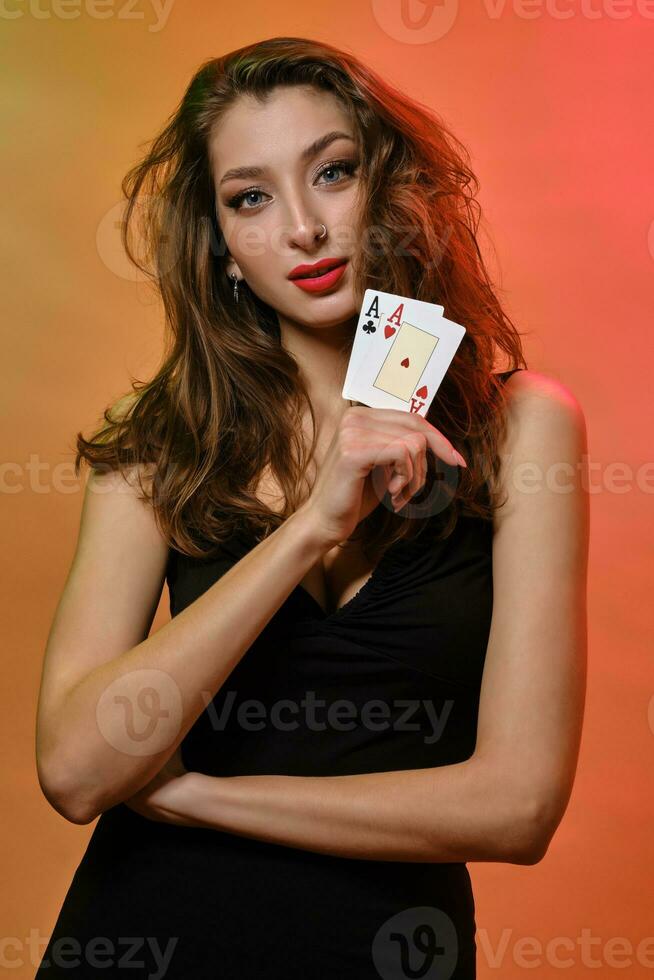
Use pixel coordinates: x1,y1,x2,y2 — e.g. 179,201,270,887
403,432,428,501
365,434,424,509
351,418,432,490
347,406,467,467
354,409,467,466
387,468,404,496
372,440,413,498
387,433,426,506
392,464,425,512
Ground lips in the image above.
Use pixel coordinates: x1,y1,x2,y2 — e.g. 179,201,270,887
289,261,348,293
288,258,348,280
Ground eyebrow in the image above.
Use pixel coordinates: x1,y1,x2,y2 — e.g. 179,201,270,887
218,130,355,187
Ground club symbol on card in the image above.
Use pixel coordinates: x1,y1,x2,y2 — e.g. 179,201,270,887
401,357,409,368
362,319,377,335
384,325,396,339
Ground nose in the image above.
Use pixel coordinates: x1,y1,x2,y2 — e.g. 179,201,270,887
286,215,327,252
281,190,328,251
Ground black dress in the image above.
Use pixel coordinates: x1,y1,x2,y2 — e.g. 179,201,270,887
36,369,522,979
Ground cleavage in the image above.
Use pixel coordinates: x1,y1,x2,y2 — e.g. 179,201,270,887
253,456,377,617
299,539,378,617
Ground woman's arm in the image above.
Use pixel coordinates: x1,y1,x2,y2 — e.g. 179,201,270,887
36,466,326,826
128,370,589,866
37,401,462,827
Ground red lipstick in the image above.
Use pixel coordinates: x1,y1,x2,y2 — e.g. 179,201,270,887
288,257,348,293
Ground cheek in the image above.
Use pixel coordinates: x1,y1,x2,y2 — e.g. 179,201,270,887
326,189,365,242
218,211,280,268
216,209,242,254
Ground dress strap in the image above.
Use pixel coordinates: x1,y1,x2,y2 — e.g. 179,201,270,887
496,368,523,383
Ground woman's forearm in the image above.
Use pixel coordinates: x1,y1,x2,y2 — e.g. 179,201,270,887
181,758,542,865
47,507,327,824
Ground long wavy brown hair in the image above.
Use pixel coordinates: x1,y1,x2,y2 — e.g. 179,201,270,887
75,36,528,561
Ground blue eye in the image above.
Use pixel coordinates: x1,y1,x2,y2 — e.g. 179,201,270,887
238,190,265,209
318,161,353,184
226,158,359,212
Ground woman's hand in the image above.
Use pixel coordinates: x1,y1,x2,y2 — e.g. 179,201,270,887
300,404,467,547
123,744,198,827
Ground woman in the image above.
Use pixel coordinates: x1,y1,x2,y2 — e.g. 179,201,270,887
35,37,589,979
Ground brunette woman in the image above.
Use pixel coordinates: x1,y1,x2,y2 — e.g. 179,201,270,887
36,36,588,979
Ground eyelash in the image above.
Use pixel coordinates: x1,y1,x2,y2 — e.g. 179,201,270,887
226,158,359,212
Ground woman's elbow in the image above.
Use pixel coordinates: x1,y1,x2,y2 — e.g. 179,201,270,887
509,795,560,865
36,754,99,825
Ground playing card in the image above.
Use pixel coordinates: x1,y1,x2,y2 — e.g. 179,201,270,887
346,305,466,417
342,290,443,402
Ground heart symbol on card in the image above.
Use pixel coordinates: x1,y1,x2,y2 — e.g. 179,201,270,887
401,357,410,368
416,385,428,398
384,325,396,339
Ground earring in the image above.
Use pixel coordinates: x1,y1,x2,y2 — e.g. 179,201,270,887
230,273,240,303
317,223,327,240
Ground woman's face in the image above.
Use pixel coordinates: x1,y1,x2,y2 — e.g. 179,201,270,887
210,85,363,331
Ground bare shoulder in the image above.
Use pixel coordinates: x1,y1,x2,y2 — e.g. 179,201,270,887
84,387,162,531
96,388,158,497
500,368,586,439
493,369,588,535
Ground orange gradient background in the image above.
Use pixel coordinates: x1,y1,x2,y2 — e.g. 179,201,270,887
3,2,653,977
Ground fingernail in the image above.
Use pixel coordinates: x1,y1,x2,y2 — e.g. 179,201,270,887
452,449,467,468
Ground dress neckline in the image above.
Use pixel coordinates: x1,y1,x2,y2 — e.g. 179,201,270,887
292,538,402,622
228,520,410,623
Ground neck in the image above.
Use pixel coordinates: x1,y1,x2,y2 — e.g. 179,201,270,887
278,314,357,432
